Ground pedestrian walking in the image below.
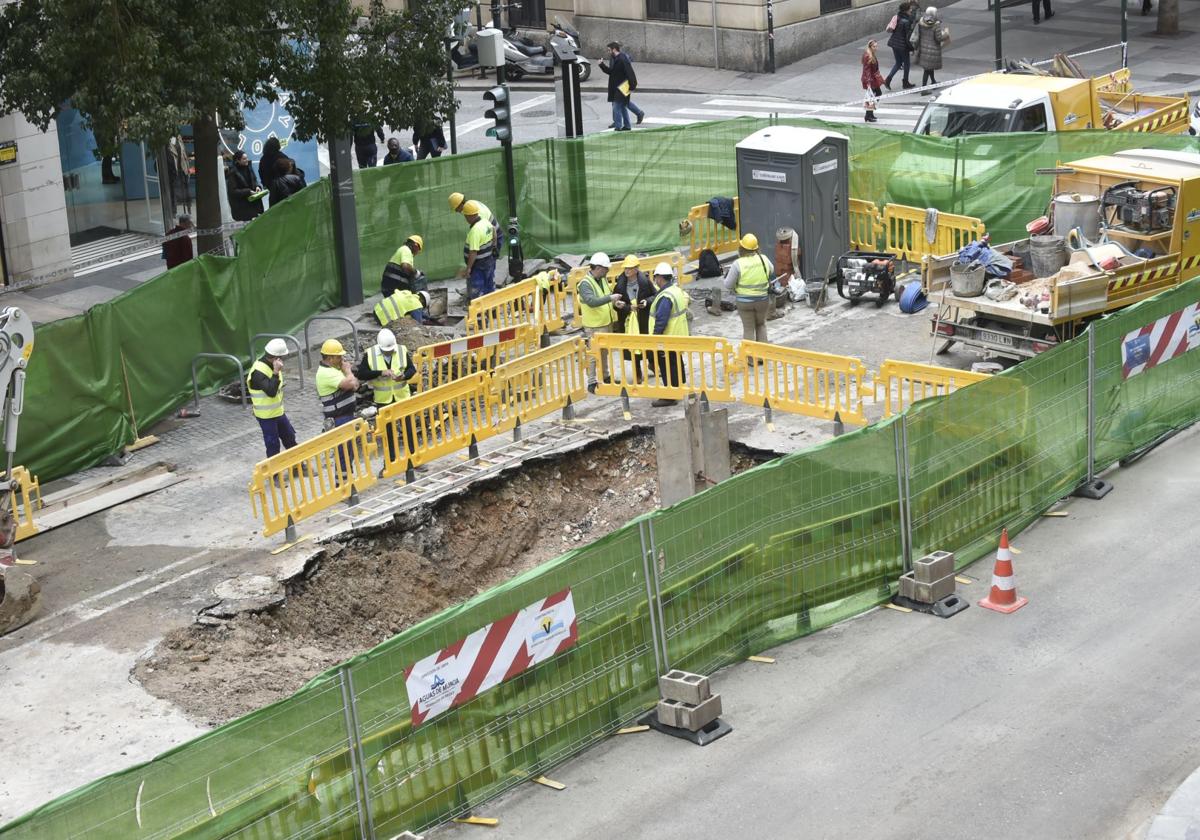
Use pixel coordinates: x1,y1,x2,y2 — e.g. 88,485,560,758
724,234,774,343
381,234,424,297
353,122,385,169
247,339,298,459
162,215,194,269
599,42,643,131
382,137,413,165
1142,0,1153,15
884,2,916,90
861,40,886,123
268,157,307,206
614,254,656,382
414,119,448,159
355,329,417,463
650,261,689,407
459,200,497,300
914,6,948,93
579,252,619,393
1032,0,1053,23
258,137,282,201
225,151,265,221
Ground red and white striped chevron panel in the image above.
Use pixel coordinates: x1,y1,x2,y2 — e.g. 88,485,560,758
1121,302,1200,379
404,588,578,727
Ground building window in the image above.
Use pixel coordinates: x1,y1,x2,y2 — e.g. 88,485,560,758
647,0,688,23
820,0,852,12
509,0,546,29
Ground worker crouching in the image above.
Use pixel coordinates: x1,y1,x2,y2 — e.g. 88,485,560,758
381,233,424,297
375,289,430,327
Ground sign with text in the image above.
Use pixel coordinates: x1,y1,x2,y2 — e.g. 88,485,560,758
1121,302,1200,379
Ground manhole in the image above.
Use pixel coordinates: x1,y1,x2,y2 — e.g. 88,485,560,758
522,109,554,118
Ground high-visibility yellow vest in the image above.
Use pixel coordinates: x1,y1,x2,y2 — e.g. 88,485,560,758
652,284,690,336
464,218,495,261
735,254,770,299
366,345,411,405
388,243,414,268
246,359,284,419
579,274,615,328
315,364,356,419
374,289,424,326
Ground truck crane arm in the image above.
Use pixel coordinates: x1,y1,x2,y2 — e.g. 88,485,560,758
0,306,39,635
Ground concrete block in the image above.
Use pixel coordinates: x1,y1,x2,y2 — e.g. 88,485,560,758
655,416,696,507
898,570,955,604
677,693,723,732
659,669,711,705
914,550,955,584
657,698,684,728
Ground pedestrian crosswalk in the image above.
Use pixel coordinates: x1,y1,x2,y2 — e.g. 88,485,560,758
641,95,927,129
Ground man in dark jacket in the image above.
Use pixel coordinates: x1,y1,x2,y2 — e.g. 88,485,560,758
162,215,194,269
382,138,413,165
225,151,264,222
258,137,282,202
414,119,448,159
599,42,644,131
884,2,917,90
269,157,307,206
353,122,385,169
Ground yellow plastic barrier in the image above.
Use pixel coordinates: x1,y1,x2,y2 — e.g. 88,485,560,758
375,370,497,478
7,466,42,543
739,341,869,425
491,338,589,428
876,359,991,417
849,198,884,253
248,419,378,539
565,252,688,322
466,273,567,336
883,203,986,263
592,333,737,403
410,325,540,391
684,198,740,260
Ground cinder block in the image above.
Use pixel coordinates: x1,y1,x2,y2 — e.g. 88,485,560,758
657,699,684,729
914,550,955,584
899,570,955,604
659,669,711,705
676,693,723,732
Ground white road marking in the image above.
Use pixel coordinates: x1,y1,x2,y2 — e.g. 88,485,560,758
703,98,924,115
640,117,701,126
457,94,556,135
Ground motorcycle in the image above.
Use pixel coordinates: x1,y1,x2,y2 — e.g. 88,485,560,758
549,16,591,82
495,26,554,81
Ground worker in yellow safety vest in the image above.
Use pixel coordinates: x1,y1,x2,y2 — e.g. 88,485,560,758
246,338,297,458
579,252,621,394
723,232,775,343
458,200,496,302
355,328,417,464
381,233,424,296
375,289,430,327
448,191,501,260
650,261,689,406
315,338,359,430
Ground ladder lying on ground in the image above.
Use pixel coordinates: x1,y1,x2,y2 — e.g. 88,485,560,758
336,421,612,530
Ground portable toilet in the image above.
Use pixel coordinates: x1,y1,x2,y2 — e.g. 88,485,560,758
735,126,850,282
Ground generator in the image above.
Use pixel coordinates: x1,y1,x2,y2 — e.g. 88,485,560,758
1102,183,1176,234
735,126,850,284
836,251,897,307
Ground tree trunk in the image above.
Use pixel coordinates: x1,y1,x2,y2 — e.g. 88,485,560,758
192,114,224,256
1157,0,1179,35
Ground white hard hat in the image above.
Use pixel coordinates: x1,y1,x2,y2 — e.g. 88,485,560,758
589,252,611,268
264,338,289,357
653,262,674,277
417,290,430,309
377,328,397,351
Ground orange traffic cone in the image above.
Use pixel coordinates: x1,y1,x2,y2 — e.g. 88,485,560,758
979,528,1028,614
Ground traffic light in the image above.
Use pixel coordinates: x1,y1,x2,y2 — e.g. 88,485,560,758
484,85,512,144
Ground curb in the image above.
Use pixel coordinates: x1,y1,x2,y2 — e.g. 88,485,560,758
455,81,708,96
1146,763,1200,839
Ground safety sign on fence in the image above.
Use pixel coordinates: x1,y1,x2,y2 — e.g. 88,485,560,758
1121,302,1200,378
404,588,579,727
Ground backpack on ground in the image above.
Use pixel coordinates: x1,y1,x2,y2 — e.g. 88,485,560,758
698,248,722,278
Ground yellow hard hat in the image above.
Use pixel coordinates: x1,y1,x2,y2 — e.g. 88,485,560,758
320,338,346,356
448,192,466,211
462,200,481,216
739,233,759,250
622,254,640,269
408,234,424,250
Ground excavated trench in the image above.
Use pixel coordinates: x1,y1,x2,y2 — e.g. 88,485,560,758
136,431,766,725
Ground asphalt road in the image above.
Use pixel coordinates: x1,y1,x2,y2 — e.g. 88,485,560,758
439,424,1200,840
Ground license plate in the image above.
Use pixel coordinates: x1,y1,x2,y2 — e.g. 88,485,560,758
978,329,1014,347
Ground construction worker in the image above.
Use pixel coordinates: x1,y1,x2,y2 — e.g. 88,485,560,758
380,234,424,297
723,233,774,343
356,329,417,464
314,339,359,430
459,200,496,301
650,261,689,407
246,338,297,458
615,255,655,382
579,252,620,393
448,192,501,260
375,289,430,326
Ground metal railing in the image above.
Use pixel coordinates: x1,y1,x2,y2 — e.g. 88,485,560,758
189,353,247,413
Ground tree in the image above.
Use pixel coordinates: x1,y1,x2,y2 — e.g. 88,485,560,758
1157,0,1179,35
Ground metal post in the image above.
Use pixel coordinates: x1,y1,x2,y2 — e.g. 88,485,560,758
993,0,1003,69
645,518,671,671
560,60,576,139
637,519,665,677
328,135,364,306
494,62,524,281
446,39,458,154
711,0,720,71
893,416,912,572
338,668,376,840
767,0,776,74
1121,0,1129,67
1073,326,1114,499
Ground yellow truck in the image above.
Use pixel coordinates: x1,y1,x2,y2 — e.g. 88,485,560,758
924,149,1200,360
914,69,1191,137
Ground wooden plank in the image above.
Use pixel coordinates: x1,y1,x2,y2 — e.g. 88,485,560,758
33,466,184,533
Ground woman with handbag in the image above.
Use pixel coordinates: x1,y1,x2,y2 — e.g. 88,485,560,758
884,1,916,90
914,6,949,93
862,40,886,123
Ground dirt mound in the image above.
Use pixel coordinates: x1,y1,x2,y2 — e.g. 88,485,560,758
137,433,760,725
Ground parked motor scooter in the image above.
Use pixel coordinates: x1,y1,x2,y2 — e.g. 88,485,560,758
494,26,554,80
549,16,591,81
